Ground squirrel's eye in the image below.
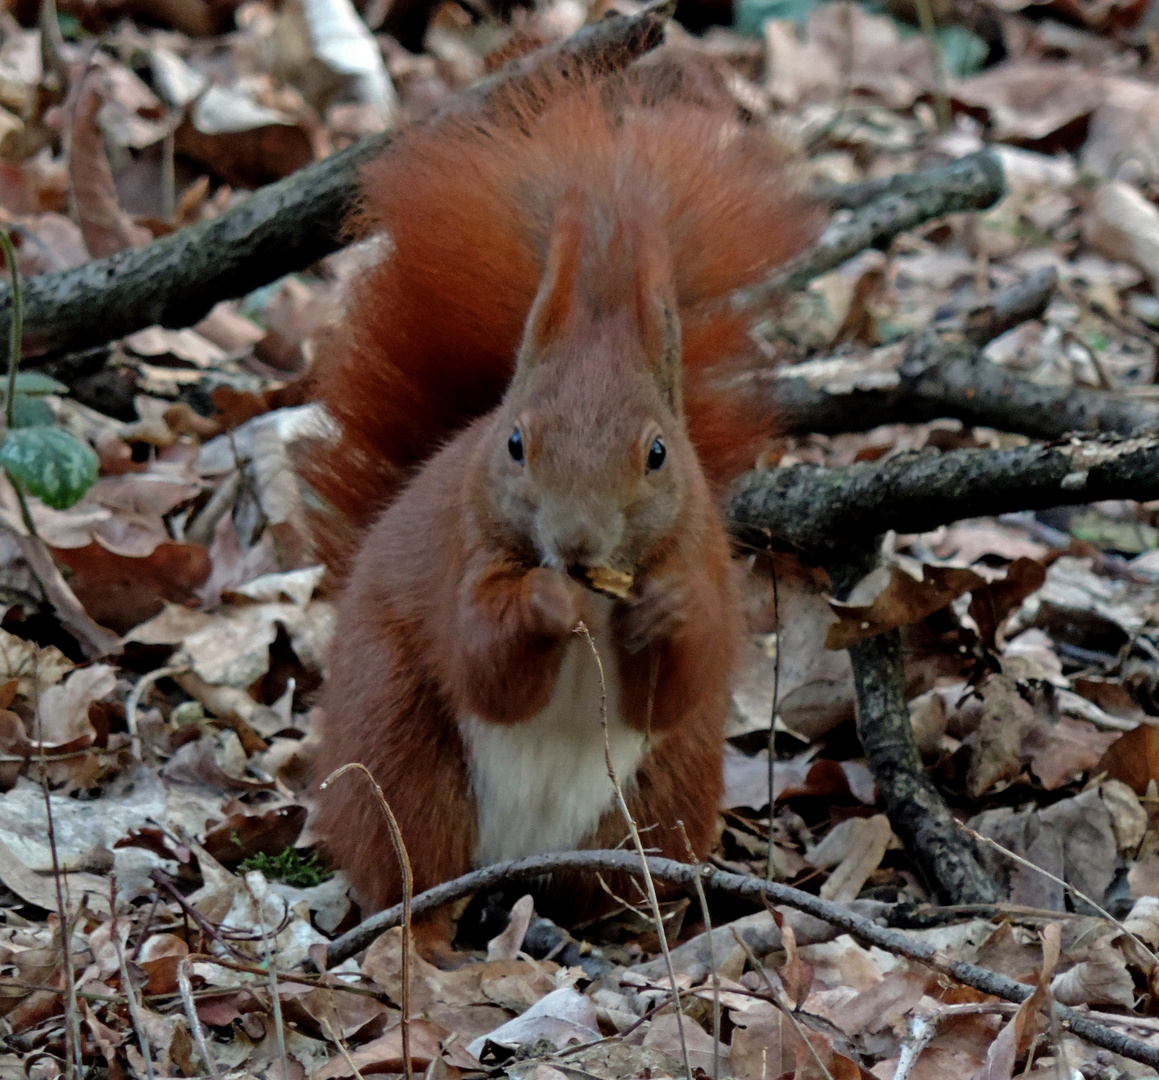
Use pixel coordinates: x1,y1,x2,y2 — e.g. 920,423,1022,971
646,436,666,472
508,428,525,464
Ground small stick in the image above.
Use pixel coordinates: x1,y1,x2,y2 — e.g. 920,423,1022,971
264,926,290,1080
125,664,189,760
730,926,834,1080
324,849,1159,1069
678,822,721,1080
893,1013,938,1080
766,562,781,882
322,1017,368,1080
576,622,693,1080
32,653,84,1080
177,958,222,1080
962,824,1159,971
320,763,414,1080
115,924,156,1080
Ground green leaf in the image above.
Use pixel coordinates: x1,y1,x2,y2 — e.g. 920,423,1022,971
935,25,989,79
0,426,98,509
734,0,822,35
11,372,68,397
9,394,53,429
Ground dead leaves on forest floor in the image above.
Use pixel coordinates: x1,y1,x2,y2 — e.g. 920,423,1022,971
9,0,1159,1073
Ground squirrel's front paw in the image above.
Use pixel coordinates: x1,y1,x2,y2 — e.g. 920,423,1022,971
617,574,690,653
524,568,584,639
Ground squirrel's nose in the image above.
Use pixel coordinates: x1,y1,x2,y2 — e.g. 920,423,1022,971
554,530,601,569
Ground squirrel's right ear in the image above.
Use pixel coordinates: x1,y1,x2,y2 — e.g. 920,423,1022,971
518,192,585,365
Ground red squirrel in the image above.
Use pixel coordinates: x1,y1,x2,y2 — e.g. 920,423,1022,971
306,56,818,925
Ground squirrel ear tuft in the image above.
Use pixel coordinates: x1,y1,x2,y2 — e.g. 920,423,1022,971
518,191,585,365
628,219,683,417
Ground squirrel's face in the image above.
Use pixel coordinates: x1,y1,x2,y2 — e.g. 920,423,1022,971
484,335,689,575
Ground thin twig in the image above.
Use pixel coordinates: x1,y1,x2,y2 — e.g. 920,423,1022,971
125,664,190,760
258,914,290,1080
177,958,222,1080
324,849,1159,1068
678,823,721,1080
115,923,156,1080
893,1013,939,1080
33,654,83,1080
730,926,834,1080
320,763,413,1080
322,1017,368,1080
576,622,693,1080
766,563,781,883
0,229,22,432
963,825,1159,971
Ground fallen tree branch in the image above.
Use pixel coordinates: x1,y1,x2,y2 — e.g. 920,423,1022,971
727,433,1159,560
730,434,1159,903
323,849,1159,1068
0,0,674,362
729,150,1005,311
828,554,997,905
13,102,1001,369
772,329,1159,444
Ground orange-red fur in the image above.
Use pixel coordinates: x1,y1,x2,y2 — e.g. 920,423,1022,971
307,59,819,922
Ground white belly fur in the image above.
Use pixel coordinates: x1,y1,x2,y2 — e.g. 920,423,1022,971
460,601,648,866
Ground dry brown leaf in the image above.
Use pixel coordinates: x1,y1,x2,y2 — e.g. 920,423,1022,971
201,804,308,866
773,912,814,1009
68,64,154,259
52,541,211,634
827,563,985,650
486,894,534,961
1023,715,1120,791
1097,721,1159,794
807,814,894,903
952,63,1102,145
972,787,1116,909
642,1012,719,1076
35,664,116,748
968,558,1047,649
728,1000,804,1080
1085,180,1159,291
464,987,597,1061
965,675,1040,798
1050,945,1135,1007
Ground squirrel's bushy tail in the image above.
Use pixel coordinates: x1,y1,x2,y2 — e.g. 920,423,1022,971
304,58,820,574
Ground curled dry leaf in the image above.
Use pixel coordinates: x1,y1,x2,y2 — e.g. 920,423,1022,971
68,64,154,259
952,63,1102,145
487,894,535,961
1050,944,1136,1007
827,562,985,650
1085,180,1159,291
808,814,894,903
465,986,599,1061
1097,721,1159,794
201,804,308,866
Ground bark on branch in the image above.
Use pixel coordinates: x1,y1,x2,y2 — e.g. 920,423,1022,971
729,150,1005,311
0,0,674,361
727,433,1159,560
323,848,1159,1068
729,434,1159,906
8,101,1002,367
767,268,1159,441
828,553,998,905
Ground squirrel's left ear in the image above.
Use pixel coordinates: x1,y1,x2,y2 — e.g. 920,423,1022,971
629,220,683,418
518,190,585,367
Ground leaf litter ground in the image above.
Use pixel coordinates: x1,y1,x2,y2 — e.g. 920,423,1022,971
5,0,1159,1075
